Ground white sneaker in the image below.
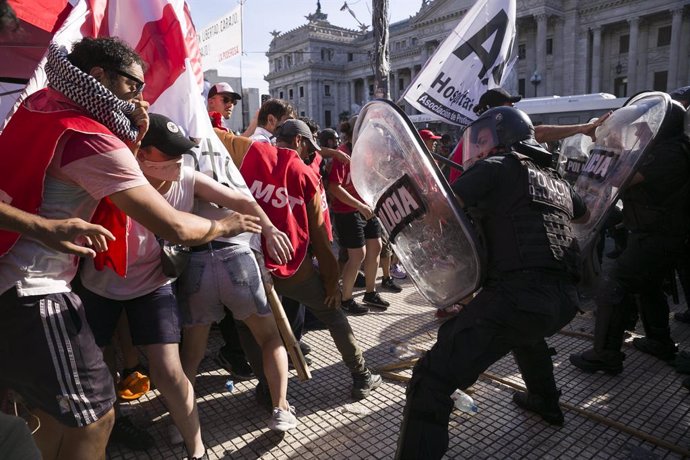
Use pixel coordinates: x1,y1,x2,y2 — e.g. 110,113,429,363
268,405,297,432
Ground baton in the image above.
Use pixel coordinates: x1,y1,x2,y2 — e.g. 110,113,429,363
431,152,464,172
264,284,312,381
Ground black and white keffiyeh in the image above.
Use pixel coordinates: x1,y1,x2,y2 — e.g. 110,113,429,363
45,43,139,142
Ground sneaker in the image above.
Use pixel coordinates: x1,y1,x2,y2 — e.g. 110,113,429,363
354,271,367,288
215,350,255,381
512,391,564,426
363,291,390,310
351,369,382,400
268,405,298,432
117,371,150,401
390,264,408,279
675,311,690,324
632,337,678,361
182,448,208,460
341,298,368,315
288,355,312,369
299,341,312,356
569,351,623,375
683,376,690,391
108,416,154,450
381,276,402,293
255,380,273,412
435,304,462,320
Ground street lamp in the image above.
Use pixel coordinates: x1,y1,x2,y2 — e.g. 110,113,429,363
530,71,542,97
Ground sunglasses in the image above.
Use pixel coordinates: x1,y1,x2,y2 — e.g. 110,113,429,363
218,95,238,105
107,68,146,96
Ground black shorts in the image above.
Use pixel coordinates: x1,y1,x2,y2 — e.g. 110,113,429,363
333,211,382,249
78,284,181,347
0,289,115,427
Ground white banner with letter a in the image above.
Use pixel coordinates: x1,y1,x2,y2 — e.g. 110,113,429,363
401,0,516,126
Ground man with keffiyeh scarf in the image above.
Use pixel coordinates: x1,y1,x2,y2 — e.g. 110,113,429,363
0,37,261,460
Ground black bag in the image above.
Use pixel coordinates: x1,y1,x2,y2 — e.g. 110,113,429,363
159,239,191,278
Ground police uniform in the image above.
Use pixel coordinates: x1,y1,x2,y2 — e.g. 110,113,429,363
396,151,586,459
571,124,690,372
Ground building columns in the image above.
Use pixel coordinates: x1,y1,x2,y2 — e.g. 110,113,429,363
590,25,602,93
668,8,684,89
627,17,639,95
535,13,548,97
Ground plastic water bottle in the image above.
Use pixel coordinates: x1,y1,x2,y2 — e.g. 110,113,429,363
225,379,234,392
451,389,478,414
389,343,421,360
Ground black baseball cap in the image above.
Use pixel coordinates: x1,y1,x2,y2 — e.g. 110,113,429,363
141,113,196,157
275,119,321,152
318,128,339,146
473,87,522,115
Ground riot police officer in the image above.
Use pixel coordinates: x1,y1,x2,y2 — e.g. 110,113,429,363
570,100,690,373
396,107,586,459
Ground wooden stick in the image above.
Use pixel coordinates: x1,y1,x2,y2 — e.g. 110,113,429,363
380,371,411,382
377,358,419,372
265,285,311,381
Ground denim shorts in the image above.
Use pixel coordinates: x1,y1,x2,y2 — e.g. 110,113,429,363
176,244,271,326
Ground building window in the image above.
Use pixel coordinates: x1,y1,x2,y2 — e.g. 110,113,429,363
657,26,671,47
518,78,525,97
324,85,331,96
619,34,629,54
369,84,374,96
518,44,526,60
653,71,667,91
399,78,405,92
411,37,418,46
289,89,294,99
321,48,326,60
546,38,553,55
614,77,628,98
299,86,304,98
300,111,306,117
325,110,332,128
279,91,284,99
348,53,353,61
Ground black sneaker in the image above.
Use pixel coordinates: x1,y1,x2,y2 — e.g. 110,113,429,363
381,276,402,293
512,391,564,426
675,311,690,324
354,271,366,288
363,291,390,310
108,416,154,451
683,376,690,391
215,350,254,381
299,341,312,356
341,298,368,315
569,352,623,375
632,337,678,361
351,368,382,400
183,448,208,460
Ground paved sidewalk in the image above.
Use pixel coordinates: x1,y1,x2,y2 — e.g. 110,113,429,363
109,273,690,459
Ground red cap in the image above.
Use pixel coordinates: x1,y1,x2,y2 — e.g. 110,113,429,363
419,129,441,140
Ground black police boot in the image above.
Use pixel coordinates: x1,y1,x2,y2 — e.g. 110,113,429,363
512,391,564,426
351,368,382,400
632,337,678,361
569,349,624,375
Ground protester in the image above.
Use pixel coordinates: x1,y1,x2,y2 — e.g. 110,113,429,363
396,107,585,459
0,37,258,460
240,119,383,400
419,128,441,153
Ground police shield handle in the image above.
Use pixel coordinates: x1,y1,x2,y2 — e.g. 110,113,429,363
264,284,312,381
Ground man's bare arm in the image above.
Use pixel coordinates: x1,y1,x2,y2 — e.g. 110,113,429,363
305,196,340,307
0,202,114,257
109,184,262,246
534,111,612,143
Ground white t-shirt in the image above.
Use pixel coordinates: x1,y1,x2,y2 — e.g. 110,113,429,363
79,166,196,300
0,114,149,297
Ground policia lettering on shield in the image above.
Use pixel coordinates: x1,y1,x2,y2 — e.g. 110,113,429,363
396,107,587,460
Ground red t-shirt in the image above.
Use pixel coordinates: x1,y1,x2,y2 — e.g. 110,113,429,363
327,143,362,214
448,139,464,184
308,153,333,241
240,142,319,278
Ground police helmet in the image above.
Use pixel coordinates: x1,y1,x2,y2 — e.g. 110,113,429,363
462,106,551,168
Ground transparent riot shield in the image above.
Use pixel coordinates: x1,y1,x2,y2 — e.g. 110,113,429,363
350,99,483,308
559,131,595,185
572,91,671,252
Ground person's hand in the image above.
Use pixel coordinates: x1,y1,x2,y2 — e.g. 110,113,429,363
358,203,374,220
583,111,612,141
218,213,262,238
131,99,150,144
263,226,294,265
324,283,342,309
37,218,115,258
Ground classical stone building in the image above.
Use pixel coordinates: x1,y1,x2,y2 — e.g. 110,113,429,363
265,0,690,129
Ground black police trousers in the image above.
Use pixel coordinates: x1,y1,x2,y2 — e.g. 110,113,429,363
591,232,684,361
395,271,579,460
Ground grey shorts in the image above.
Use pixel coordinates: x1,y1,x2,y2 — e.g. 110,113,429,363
176,244,272,326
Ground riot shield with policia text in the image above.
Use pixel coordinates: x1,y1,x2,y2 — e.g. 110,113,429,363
349,99,483,308
571,91,672,281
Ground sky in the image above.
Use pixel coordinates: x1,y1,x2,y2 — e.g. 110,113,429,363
186,0,423,94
